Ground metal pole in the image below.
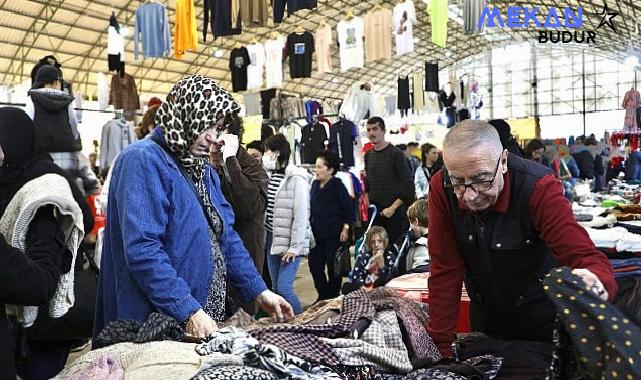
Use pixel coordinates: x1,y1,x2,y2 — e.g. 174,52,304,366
582,49,586,136
530,43,540,138
488,50,494,119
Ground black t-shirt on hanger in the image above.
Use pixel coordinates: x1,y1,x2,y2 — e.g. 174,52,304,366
286,32,314,78
229,47,251,92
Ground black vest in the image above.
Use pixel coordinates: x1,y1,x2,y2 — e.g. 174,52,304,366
445,154,559,341
29,90,82,153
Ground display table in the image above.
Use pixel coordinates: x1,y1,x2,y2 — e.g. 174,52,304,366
386,272,471,333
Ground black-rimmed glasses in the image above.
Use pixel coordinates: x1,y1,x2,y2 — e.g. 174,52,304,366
446,156,502,195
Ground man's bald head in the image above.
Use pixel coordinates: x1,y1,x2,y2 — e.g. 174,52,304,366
443,120,504,161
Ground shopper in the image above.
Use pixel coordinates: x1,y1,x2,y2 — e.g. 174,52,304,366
263,133,311,314
94,76,293,343
26,65,99,197
572,137,595,180
427,120,616,357
246,140,265,161
625,149,641,181
489,119,523,157
364,117,415,245
407,141,420,160
209,118,269,314
559,145,579,201
136,104,159,140
524,139,546,164
309,150,353,301
0,107,93,380
398,199,430,274
343,226,398,294
414,142,441,199
397,143,421,176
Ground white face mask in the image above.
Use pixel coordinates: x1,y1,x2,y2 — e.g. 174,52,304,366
262,154,277,171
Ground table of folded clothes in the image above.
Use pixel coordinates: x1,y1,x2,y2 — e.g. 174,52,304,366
56,287,592,380
386,272,471,333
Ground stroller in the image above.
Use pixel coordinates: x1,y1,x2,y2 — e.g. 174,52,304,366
352,204,378,260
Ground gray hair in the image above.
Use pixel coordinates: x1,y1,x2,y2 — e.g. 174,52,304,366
442,120,504,159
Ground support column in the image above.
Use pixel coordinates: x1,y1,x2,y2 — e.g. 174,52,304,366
530,43,540,138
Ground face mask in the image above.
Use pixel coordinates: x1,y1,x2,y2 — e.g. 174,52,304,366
262,154,277,171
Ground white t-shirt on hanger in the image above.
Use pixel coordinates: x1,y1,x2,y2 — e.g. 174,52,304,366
337,17,365,72
264,38,286,88
393,0,417,56
246,43,266,91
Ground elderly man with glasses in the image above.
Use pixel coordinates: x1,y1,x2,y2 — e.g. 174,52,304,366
426,120,616,357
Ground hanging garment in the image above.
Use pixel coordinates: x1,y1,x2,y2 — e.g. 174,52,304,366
425,62,440,92
314,23,333,73
428,0,448,48
240,0,270,26
246,43,266,91
364,7,393,62
300,122,328,164
244,93,261,116
286,31,315,78
462,0,486,35
622,88,641,132
337,17,365,72
328,118,357,167
108,73,140,113
340,86,376,124
207,0,241,38
397,76,411,114
174,0,198,59
99,118,137,169
385,95,396,116
134,3,171,60
97,72,109,111
413,71,425,112
229,47,251,93
261,89,277,118
107,15,125,72
393,1,417,56
425,92,440,114
273,0,317,23
264,38,286,88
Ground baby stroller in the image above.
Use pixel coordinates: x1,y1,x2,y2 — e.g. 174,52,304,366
352,204,378,260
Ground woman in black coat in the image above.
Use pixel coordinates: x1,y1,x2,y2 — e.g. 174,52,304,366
309,150,354,301
0,107,93,380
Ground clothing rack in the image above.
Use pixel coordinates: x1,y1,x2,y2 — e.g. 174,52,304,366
0,101,145,116
265,113,339,124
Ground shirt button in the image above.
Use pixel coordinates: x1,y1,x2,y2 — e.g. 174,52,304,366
526,239,532,245
496,243,502,248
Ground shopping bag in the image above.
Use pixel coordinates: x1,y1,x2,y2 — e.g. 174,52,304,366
334,244,352,278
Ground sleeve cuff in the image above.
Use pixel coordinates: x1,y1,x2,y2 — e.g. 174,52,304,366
238,276,268,302
167,293,202,324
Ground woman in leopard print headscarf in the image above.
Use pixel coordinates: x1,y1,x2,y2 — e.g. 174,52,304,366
94,75,294,344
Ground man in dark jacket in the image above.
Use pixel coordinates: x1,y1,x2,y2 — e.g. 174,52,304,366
210,126,269,314
427,120,616,357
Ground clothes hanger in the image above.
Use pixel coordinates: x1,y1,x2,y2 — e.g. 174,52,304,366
234,41,243,48
318,19,327,27
294,22,305,33
344,10,354,20
373,2,383,10
250,36,258,44
270,31,280,40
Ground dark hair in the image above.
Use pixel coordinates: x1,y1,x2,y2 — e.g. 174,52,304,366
488,119,512,148
407,142,419,149
457,108,470,121
140,105,159,138
396,144,407,152
420,143,437,167
316,150,340,175
264,134,291,167
246,140,264,154
584,137,598,146
524,139,545,159
366,116,385,131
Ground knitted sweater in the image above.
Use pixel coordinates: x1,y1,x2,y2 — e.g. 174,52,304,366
0,173,83,326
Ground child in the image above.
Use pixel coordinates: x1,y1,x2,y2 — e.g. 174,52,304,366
342,226,398,294
398,199,429,274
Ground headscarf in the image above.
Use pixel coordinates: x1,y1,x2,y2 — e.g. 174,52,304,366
0,107,93,233
155,75,240,183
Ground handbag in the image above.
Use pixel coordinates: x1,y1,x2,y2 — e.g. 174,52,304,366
26,243,99,341
334,243,352,278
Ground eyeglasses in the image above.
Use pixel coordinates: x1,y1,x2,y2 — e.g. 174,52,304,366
446,156,502,195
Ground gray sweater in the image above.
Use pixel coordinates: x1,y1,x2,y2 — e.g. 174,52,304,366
364,144,415,208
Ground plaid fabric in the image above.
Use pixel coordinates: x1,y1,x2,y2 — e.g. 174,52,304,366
322,310,412,373
50,151,79,172
251,289,375,340
368,287,442,368
259,332,342,366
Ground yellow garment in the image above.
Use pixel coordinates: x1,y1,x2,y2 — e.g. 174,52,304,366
428,0,448,48
231,0,240,28
174,0,198,59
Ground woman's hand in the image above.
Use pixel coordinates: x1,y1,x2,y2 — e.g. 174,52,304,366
256,290,295,322
185,309,218,339
282,252,296,263
372,250,386,268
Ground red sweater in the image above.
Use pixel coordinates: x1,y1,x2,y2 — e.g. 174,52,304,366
427,170,617,356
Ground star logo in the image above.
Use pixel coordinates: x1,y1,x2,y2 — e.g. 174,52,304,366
597,3,618,32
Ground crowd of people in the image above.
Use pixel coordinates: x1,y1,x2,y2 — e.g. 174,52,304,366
0,64,628,379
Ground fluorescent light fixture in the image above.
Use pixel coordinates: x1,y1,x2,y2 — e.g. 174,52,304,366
625,55,639,68
214,50,224,58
